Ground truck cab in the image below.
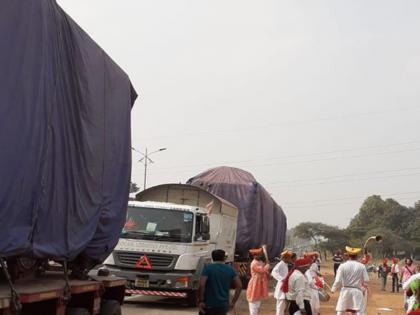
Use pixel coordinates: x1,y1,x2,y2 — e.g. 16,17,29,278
102,184,238,305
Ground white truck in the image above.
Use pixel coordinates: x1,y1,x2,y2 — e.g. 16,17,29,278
102,184,238,305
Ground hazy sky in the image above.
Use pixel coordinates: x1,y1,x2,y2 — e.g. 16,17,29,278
59,1,420,228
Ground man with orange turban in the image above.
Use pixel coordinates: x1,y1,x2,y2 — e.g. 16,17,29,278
246,248,270,315
272,250,293,315
282,256,313,315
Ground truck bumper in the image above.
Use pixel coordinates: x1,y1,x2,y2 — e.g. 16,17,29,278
103,265,198,291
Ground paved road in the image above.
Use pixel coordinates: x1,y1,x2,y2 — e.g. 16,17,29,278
122,295,197,315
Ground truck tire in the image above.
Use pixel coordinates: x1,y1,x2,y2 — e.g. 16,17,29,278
100,300,122,315
66,308,90,315
186,290,198,307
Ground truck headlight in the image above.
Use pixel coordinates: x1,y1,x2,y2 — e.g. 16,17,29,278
175,276,190,288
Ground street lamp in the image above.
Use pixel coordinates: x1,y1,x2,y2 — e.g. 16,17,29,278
132,147,167,190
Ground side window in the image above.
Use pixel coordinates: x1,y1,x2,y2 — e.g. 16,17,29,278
194,214,210,241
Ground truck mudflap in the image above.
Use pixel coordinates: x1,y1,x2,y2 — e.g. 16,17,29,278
233,262,249,278
125,289,187,298
233,262,250,289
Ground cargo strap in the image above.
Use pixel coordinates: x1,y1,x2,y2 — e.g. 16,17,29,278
0,257,22,315
63,260,72,303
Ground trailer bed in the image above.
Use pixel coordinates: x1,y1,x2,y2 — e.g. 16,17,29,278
0,273,126,315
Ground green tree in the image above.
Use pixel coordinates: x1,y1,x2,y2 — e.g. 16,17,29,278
347,195,418,257
293,222,349,254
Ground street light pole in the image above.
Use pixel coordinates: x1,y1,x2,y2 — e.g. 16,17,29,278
133,147,167,190
143,148,148,190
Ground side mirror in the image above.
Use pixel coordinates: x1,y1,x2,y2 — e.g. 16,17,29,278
194,233,210,241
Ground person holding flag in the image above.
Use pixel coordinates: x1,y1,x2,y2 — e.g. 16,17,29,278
246,248,270,315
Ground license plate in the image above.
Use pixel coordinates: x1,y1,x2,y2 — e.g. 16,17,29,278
135,278,149,288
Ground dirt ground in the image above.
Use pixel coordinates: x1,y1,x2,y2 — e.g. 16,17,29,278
122,260,408,315
233,261,406,315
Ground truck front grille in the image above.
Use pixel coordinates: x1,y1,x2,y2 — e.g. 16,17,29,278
114,251,177,270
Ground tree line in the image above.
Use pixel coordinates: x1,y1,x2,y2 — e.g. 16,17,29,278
292,195,420,258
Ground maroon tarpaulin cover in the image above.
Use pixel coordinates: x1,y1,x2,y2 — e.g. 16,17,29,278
187,166,287,259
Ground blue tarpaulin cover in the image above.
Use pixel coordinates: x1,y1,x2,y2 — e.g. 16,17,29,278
0,0,136,263
187,166,287,259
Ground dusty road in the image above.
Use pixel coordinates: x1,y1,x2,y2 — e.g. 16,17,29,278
123,295,196,315
122,262,407,315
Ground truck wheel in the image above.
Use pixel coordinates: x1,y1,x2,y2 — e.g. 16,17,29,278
186,290,198,307
100,300,122,315
66,308,90,315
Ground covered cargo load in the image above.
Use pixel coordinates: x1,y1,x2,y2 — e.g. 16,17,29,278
187,166,287,259
0,0,136,264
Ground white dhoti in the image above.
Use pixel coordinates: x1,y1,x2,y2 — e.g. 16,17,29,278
309,288,320,315
276,299,287,315
249,301,262,315
336,288,365,315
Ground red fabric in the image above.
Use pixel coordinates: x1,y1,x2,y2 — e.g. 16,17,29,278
304,251,318,258
295,257,312,267
360,254,370,264
281,269,295,293
314,276,324,289
281,257,312,293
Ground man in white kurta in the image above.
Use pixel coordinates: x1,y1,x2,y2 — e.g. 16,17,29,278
305,263,321,315
331,247,369,315
284,257,313,315
272,250,293,315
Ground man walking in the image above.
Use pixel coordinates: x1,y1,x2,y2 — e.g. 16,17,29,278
332,250,344,278
378,258,391,291
391,257,400,293
246,249,270,315
331,246,369,315
282,256,313,315
198,249,242,315
272,250,293,315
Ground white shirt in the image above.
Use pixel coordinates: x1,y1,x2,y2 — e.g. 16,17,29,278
391,263,400,274
271,260,289,299
286,270,312,310
309,262,319,275
332,260,369,312
332,260,369,292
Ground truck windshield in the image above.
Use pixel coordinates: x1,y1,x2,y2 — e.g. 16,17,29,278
121,206,193,243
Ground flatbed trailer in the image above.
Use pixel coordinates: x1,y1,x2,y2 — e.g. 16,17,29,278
0,273,126,315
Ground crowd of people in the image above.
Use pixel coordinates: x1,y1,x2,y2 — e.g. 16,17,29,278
198,248,326,315
197,247,420,315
